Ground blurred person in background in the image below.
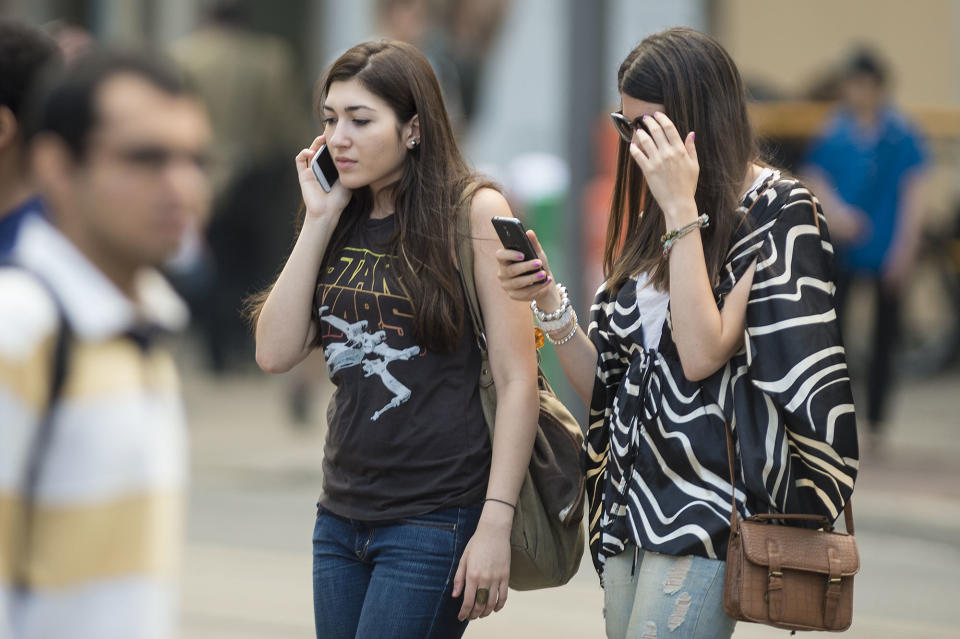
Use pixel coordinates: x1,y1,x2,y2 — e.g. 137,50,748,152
436,0,508,127
169,0,307,374
377,0,466,133
249,40,538,638
376,0,509,137
43,19,95,64
497,28,858,638
0,50,212,638
802,49,928,450
0,20,60,258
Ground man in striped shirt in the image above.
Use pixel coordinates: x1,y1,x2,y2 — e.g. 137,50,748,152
0,50,212,638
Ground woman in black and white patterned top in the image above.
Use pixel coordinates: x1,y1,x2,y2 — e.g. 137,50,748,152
496,28,858,638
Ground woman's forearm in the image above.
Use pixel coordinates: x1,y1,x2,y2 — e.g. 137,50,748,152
665,202,748,381
534,283,598,405
255,216,337,373
481,381,539,523
548,326,598,406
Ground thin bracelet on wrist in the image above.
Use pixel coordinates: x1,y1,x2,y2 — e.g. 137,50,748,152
661,213,709,257
484,497,517,511
551,322,579,346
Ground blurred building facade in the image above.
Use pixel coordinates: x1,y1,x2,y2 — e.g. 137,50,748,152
3,0,960,386
6,0,958,206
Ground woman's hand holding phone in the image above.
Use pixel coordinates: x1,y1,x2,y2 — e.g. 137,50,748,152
295,135,351,221
494,228,564,314
628,111,700,227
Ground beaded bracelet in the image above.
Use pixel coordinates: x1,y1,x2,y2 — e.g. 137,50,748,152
546,310,579,346
538,305,573,332
530,283,569,322
661,213,710,257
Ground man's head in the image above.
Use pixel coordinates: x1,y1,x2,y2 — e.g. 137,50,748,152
0,20,60,191
26,50,213,275
840,48,888,115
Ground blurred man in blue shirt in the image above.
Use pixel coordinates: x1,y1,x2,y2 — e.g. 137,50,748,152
804,49,928,446
0,20,60,257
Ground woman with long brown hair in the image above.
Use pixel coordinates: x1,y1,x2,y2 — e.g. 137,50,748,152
497,28,858,637
250,40,539,638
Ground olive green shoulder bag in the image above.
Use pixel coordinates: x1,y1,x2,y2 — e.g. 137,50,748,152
453,183,585,590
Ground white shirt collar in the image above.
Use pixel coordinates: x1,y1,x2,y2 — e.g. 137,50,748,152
13,216,189,340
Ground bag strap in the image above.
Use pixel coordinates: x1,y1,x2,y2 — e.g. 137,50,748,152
453,182,489,353
452,184,555,397
1,264,73,592
723,425,853,532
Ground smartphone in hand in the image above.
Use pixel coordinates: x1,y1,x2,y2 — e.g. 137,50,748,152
491,216,542,274
310,144,339,192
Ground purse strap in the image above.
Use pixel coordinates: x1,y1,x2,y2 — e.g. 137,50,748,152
724,184,854,535
723,425,854,534
453,182,489,354
452,184,554,397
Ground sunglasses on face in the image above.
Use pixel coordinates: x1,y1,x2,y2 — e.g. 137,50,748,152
610,111,646,144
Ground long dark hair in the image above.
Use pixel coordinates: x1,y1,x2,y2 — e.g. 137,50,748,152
247,40,481,352
604,27,757,292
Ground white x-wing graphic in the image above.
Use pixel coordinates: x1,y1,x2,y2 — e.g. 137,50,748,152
319,306,420,420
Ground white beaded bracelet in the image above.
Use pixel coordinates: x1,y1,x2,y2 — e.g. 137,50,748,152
538,305,573,332
530,283,569,323
546,310,579,346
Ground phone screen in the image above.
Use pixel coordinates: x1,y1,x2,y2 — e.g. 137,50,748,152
311,145,339,190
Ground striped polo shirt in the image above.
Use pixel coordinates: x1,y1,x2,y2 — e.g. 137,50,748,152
0,217,189,639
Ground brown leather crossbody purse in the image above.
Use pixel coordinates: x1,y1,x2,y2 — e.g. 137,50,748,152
721,423,860,632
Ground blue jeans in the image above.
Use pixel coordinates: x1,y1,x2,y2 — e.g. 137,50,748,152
312,503,482,639
604,546,736,639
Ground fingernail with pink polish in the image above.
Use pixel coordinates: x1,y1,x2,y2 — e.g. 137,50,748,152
537,271,546,279
516,252,525,261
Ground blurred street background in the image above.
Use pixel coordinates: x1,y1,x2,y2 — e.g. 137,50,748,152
3,0,960,636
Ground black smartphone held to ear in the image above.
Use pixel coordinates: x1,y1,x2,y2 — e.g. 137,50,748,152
310,144,339,192
491,216,541,274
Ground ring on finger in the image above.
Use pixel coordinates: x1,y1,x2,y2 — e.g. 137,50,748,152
475,587,490,607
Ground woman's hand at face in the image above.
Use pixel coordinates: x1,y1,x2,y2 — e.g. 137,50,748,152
295,135,352,221
494,230,564,312
629,112,700,226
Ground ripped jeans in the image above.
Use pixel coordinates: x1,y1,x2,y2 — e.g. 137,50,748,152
604,546,736,639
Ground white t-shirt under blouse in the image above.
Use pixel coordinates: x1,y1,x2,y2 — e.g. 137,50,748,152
634,167,777,351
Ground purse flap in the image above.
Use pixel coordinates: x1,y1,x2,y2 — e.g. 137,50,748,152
739,520,860,576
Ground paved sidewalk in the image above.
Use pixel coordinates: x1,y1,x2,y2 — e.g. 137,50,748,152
179,362,960,638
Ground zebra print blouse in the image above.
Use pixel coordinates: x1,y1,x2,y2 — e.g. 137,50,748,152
584,174,859,581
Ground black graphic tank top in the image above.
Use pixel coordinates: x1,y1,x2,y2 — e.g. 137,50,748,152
315,213,490,520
